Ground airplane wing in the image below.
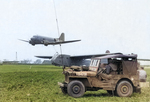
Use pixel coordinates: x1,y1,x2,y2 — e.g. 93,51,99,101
35,53,122,59
35,56,53,59
138,59,150,61
70,53,122,59
47,40,81,45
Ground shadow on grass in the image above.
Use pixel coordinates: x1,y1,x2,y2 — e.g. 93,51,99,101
48,67,63,69
83,93,113,97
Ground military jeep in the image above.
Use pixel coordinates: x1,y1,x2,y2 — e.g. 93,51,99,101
58,53,141,98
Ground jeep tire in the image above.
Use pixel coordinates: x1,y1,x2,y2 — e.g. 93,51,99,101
67,80,85,98
116,80,133,97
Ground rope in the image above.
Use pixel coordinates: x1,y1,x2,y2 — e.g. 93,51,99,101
53,0,60,37
52,0,63,66
53,45,58,53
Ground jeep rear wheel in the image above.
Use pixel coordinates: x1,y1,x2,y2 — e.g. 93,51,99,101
116,80,133,97
67,80,85,98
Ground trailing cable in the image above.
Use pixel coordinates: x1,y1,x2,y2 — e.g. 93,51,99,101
52,0,63,66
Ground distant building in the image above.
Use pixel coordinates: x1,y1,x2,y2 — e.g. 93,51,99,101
3,61,19,64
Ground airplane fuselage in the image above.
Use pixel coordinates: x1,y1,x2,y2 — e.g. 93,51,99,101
29,35,56,46
50,54,91,67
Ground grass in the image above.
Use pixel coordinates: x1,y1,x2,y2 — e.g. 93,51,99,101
0,65,150,102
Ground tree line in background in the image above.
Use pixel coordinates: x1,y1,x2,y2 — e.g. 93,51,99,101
0,59,51,65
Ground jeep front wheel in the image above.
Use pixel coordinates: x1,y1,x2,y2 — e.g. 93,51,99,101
67,80,85,98
116,80,133,97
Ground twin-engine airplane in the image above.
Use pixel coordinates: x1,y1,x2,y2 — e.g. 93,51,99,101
19,33,81,46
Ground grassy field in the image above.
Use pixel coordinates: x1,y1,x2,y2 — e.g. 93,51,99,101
0,65,150,102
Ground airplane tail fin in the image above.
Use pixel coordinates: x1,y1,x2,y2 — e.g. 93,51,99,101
59,33,65,41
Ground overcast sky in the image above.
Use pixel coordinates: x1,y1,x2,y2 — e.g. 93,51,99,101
0,0,150,62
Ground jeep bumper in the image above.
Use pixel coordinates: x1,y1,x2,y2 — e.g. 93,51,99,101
134,86,141,93
58,82,64,87
58,82,68,88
